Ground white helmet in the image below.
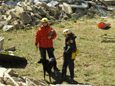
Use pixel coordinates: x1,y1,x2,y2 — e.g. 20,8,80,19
62,29,72,36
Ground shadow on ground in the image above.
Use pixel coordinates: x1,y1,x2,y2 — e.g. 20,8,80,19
102,26,111,30
44,71,91,85
0,54,27,68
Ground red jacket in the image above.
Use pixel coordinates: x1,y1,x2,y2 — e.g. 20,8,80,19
35,25,56,48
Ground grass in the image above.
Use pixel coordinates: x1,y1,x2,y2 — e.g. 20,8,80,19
1,16,115,86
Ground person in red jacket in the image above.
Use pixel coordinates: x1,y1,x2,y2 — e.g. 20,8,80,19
35,18,60,71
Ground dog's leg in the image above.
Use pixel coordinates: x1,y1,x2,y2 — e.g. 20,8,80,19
54,61,57,76
44,71,46,80
54,70,57,76
49,73,51,84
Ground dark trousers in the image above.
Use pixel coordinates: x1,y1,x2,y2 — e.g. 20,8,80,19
62,59,74,79
39,47,55,59
39,47,57,69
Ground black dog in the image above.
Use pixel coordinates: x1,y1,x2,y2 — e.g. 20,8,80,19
38,57,57,83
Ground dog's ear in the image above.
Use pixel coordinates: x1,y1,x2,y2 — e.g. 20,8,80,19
37,57,45,63
37,60,42,63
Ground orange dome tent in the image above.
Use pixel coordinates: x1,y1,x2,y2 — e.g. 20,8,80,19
98,22,111,29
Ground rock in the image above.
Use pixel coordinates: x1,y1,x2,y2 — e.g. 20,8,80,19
34,13,42,19
21,2,32,11
31,5,38,13
16,1,22,7
27,77,46,86
6,15,12,22
0,20,9,26
18,82,26,86
27,0,34,5
26,6,32,11
1,3,7,8
48,7,58,16
21,2,27,11
0,82,7,86
5,46,16,51
34,0,42,6
5,9,16,17
0,68,7,78
75,9,85,16
6,0,17,6
26,78,37,86
12,20,24,29
62,3,73,14
15,6,23,13
0,24,3,30
63,13,69,20
0,16,4,21
20,11,32,24
2,25,14,32
25,0,29,3
12,21,20,29
71,13,80,19
37,6,47,15
46,13,50,19
35,19,41,25
47,1,59,7
0,11,2,15
9,11,17,19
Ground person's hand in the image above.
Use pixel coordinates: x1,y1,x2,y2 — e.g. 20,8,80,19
35,43,38,51
48,36,52,39
35,43,38,46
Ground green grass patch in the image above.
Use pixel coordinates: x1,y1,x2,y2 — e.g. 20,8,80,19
55,24,65,28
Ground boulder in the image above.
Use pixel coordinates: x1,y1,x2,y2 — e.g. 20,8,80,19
0,20,9,26
47,1,59,7
34,13,42,19
0,16,4,21
0,11,2,15
16,1,22,7
27,0,34,5
75,9,85,16
21,2,33,11
37,6,47,15
48,7,59,16
25,0,29,3
21,2,27,11
62,3,73,14
63,13,69,20
2,25,14,32
15,6,23,13
6,0,17,6
26,78,37,86
5,9,16,17
6,15,12,22
0,24,3,30
20,11,32,24
71,13,80,19
12,20,24,29
9,11,17,19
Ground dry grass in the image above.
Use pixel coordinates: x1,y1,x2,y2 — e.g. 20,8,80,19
1,16,115,86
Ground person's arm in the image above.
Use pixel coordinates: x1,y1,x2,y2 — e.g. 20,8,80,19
51,30,56,39
64,39,76,53
35,29,40,46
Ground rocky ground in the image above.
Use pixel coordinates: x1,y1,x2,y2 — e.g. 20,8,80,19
0,0,115,32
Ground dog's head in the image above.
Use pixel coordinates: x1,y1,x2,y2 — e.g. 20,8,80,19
37,57,45,63
37,58,49,65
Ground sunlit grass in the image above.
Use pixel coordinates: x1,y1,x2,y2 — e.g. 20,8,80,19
1,17,115,85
